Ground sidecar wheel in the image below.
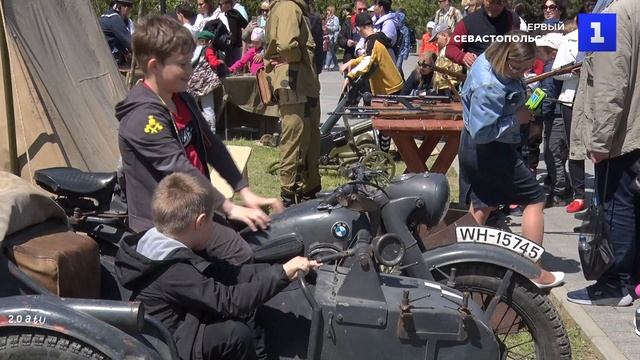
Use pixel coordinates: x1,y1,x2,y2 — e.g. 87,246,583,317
0,328,109,359
435,263,571,360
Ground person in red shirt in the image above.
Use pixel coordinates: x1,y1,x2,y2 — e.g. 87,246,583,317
445,0,520,68
419,21,439,57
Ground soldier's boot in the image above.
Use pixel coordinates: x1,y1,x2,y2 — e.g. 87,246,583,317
301,185,322,202
280,189,299,208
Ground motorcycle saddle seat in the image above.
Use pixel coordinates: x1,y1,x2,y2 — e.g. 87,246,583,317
34,167,118,199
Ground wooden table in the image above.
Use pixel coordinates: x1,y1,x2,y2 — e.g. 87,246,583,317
371,101,463,174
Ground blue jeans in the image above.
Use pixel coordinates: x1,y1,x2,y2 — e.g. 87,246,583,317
324,40,338,69
595,150,640,283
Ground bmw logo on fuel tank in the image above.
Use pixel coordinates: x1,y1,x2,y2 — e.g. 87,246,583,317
331,221,350,239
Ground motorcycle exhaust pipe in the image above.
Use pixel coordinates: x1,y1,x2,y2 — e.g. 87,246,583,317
62,298,144,333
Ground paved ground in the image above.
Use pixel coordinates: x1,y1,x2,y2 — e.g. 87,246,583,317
318,54,639,359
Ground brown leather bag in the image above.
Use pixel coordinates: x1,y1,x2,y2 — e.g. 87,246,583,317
9,227,101,298
256,67,276,106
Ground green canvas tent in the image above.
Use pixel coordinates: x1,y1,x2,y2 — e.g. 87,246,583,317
0,0,127,181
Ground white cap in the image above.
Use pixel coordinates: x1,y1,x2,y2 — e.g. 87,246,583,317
535,32,563,50
368,5,375,11
251,27,265,42
426,21,436,29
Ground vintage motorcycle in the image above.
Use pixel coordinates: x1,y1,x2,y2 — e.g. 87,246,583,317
31,166,571,359
245,165,570,360
1,171,501,359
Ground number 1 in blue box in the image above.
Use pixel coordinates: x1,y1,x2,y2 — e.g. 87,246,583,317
578,13,616,52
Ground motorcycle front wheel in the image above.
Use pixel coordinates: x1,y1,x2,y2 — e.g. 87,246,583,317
434,263,571,360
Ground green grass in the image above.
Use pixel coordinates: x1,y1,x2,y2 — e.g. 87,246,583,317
224,138,459,202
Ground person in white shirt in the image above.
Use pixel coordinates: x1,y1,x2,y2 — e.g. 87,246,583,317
194,0,215,31
176,3,197,39
433,0,463,30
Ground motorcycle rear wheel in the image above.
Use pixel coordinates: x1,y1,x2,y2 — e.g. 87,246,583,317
434,263,571,360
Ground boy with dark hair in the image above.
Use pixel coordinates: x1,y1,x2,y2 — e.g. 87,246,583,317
341,12,403,96
116,16,283,265
340,12,403,152
115,172,319,360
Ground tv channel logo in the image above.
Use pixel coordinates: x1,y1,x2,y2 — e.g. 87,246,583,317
578,13,616,52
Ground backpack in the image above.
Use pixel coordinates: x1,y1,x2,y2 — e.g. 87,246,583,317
203,19,232,52
382,18,403,56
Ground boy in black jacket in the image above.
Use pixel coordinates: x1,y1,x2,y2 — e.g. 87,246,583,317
116,172,319,360
117,16,283,265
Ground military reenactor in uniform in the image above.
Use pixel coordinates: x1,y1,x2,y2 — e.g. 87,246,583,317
264,0,322,206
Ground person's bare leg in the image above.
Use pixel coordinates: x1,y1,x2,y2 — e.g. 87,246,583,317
521,201,544,244
522,201,556,284
469,203,495,225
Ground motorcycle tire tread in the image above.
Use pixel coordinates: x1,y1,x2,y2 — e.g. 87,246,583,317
0,328,108,360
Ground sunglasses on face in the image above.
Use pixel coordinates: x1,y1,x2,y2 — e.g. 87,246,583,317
543,4,558,10
417,60,433,68
356,7,367,12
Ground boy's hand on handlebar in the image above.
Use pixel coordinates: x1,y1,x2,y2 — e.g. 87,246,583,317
283,256,322,281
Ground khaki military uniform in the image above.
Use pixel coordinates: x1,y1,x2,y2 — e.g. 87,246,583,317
264,0,321,203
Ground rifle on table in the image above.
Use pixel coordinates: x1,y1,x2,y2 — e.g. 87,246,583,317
362,92,452,110
363,93,451,103
328,106,462,119
524,61,582,85
422,63,467,82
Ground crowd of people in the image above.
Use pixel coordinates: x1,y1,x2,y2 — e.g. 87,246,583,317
98,0,640,358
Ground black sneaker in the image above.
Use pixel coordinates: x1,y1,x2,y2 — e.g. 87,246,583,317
567,281,633,306
545,194,571,208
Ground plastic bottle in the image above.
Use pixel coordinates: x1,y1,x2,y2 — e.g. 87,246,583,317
578,234,592,251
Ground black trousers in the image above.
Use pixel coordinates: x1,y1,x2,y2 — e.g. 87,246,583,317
201,318,263,360
197,214,253,265
543,115,569,197
561,104,586,199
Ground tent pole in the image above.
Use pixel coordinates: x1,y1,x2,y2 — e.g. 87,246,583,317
0,0,18,175
126,0,145,88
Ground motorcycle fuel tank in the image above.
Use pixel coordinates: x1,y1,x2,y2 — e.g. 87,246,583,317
245,199,372,262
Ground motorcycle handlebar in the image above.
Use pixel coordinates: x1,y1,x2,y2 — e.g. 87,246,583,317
314,249,355,263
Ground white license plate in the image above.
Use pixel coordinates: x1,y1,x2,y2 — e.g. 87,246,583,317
455,226,544,262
